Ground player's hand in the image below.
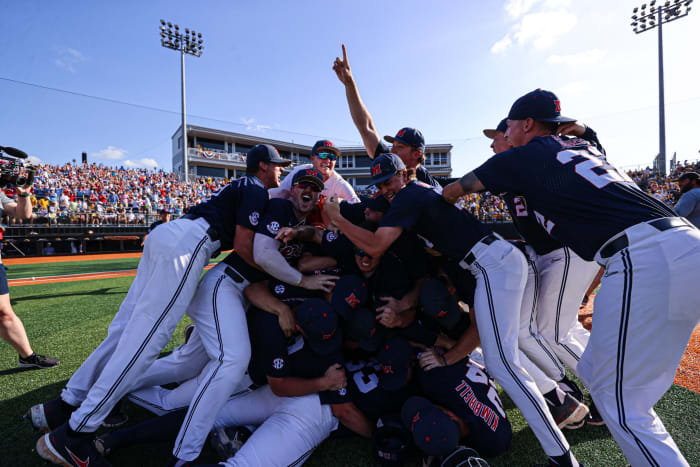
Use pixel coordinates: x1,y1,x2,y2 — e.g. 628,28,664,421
435,332,456,350
556,121,586,137
376,308,401,328
442,182,464,204
277,306,296,338
376,296,403,314
332,44,353,85
15,185,31,196
323,195,342,223
323,363,347,391
300,273,339,293
419,348,448,371
275,227,297,244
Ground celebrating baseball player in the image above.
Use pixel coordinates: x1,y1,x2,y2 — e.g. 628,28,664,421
444,89,700,466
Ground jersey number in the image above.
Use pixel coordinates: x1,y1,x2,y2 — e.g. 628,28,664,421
513,197,528,217
556,148,632,189
466,363,506,418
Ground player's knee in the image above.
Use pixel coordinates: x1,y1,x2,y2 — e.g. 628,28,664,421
220,346,251,368
0,304,17,322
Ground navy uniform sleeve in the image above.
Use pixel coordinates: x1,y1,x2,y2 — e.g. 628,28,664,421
379,188,421,231
320,230,354,259
248,310,290,379
236,184,268,231
472,147,529,195
319,352,350,405
374,142,391,158
257,199,290,240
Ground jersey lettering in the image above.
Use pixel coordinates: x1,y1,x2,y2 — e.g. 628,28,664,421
513,197,528,217
534,210,555,234
556,148,633,189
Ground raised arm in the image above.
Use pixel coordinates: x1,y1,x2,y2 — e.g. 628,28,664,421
333,44,381,159
442,172,486,204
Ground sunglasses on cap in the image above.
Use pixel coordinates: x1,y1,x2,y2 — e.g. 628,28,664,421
354,248,372,259
315,152,337,161
293,181,322,192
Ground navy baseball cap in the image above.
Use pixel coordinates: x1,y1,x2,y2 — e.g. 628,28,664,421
401,396,460,456
370,153,406,186
296,298,341,355
420,279,461,327
291,168,324,192
347,307,382,352
507,89,576,123
245,144,292,171
483,118,508,139
311,139,340,157
377,338,413,390
674,172,699,182
363,193,390,213
331,274,368,320
384,127,425,150
159,208,171,214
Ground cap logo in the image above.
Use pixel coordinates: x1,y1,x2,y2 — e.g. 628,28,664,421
411,412,420,430
305,169,317,176
381,364,394,375
371,164,382,177
345,292,360,308
554,100,561,112
324,140,333,147
397,129,406,138
322,329,336,341
437,310,448,317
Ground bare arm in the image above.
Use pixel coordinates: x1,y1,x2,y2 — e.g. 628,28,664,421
443,306,480,365
333,44,381,159
331,402,373,438
244,281,296,337
3,186,32,219
442,172,486,204
267,363,346,397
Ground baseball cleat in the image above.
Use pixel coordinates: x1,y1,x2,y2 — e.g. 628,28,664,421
586,401,605,426
209,426,252,460
558,376,585,404
548,393,589,429
36,423,110,467
101,400,128,428
25,398,75,433
19,353,60,369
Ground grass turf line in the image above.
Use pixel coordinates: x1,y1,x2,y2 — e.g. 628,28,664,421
1,277,698,466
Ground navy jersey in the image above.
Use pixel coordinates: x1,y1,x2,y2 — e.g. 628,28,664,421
418,358,512,458
187,175,269,251
247,307,349,405
256,198,306,265
380,182,491,262
473,136,675,260
503,193,562,256
375,142,441,189
344,359,419,420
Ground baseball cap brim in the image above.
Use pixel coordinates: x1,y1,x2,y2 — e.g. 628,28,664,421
384,135,422,148
370,170,398,187
268,156,293,167
483,129,502,139
293,175,324,191
538,115,576,123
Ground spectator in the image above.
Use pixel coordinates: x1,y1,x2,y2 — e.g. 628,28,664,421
674,172,700,228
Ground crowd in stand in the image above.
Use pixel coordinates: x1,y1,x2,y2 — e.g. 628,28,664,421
1,159,698,226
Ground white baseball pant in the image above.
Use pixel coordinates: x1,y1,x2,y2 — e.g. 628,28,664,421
579,220,700,466
464,237,571,457
213,385,338,467
62,217,220,432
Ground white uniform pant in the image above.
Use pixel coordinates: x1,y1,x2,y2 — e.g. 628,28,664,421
579,221,700,466
61,218,220,432
172,262,252,461
466,238,571,457
214,386,338,467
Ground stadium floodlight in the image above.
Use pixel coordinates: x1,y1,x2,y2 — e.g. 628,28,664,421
630,1,693,175
159,20,204,182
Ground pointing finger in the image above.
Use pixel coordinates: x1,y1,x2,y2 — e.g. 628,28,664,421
342,44,347,62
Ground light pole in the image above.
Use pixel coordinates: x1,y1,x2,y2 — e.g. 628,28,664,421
159,19,204,182
631,0,693,176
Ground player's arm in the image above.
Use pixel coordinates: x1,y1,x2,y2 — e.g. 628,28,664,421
331,402,373,438
376,277,424,328
442,172,486,205
442,307,480,365
267,363,346,397
243,281,296,337
332,44,381,159
275,225,324,245
2,187,32,219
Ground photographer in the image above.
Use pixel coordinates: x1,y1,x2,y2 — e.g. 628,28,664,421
0,179,60,368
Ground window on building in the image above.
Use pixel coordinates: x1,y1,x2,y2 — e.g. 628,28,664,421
178,136,182,149
339,155,355,169
235,143,254,153
196,166,226,178
355,155,372,167
435,153,448,166
197,137,225,152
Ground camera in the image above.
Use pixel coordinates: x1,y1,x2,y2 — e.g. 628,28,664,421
0,145,35,188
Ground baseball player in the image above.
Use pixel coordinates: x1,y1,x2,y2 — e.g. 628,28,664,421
141,208,171,246
323,153,581,467
483,118,602,424
443,89,700,466
332,44,442,190
31,144,291,467
270,139,360,203
673,171,700,228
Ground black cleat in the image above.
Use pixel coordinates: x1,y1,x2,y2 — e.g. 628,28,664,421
36,423,110,466
19,353,60,369
25,398,76,433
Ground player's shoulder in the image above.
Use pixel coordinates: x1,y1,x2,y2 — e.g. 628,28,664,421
266,197,293,212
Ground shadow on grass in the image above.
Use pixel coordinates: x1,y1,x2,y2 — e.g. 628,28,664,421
11,287,123,304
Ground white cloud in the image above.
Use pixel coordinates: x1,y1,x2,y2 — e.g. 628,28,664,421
557,80,590,99
504,0,539,19
514,10,578,49
491,34,513,54
27,155,42,165
90,146,126,160
548,49,606,66
54,46,86,73
241,117,270,132
124,158,158,169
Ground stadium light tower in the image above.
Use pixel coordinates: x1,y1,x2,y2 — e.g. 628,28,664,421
159,19,204,182
630,0,693,175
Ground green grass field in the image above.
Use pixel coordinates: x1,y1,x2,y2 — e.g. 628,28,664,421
1,258,698,466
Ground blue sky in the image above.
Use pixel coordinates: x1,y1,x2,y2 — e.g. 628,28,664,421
1,0,698,177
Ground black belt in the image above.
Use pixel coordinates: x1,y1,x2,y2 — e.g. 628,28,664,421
224,266,245,283
461,233,499,267
182,213,221,243
599,217,690,259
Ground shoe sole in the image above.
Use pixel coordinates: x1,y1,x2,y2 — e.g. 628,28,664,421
556,403,590,429
25,404,51,433
587,419,606,426
101,415,128,429
564,418,586,430
36,434,72,467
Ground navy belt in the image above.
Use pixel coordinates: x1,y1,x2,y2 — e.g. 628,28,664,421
599,217,691,259
182,213,221,243
224,266,245,284
461,233,499,267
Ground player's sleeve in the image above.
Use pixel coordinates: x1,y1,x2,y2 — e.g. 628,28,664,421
374,141,391,158
250,310,291,379
674,191,700,218
236,184,269,230
472,147,528,195
319,355,351,404
415,166,443,192
320,230,354,260
379,189,422,231
256,199,290,240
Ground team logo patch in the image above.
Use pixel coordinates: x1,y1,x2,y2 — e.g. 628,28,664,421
371,164,382,177
267,221,280,234
345,293,360,308
396,129,406,138
274,284,286,295
381,364,393,375
249,212,260,226
338,387,347,396
325,231,337,242
554,100,561,112
273,358,284,370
